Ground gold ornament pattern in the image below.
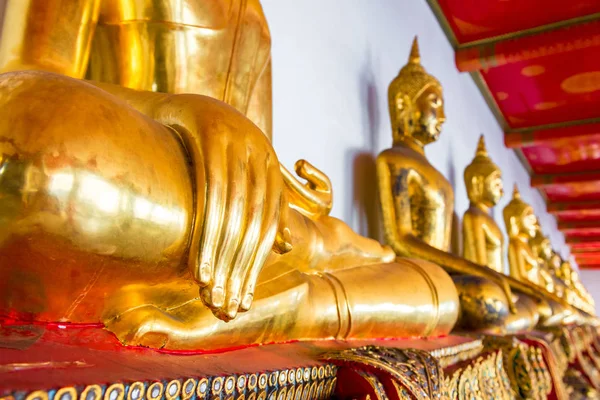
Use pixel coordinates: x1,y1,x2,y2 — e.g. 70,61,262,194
6,365,337,400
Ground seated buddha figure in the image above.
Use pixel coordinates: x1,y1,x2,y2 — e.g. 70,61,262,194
548,251,566,299
0,3,460,350
461,136,541,332
571,269,592,312
504,185,541,287
462,135,504,273
502,187,566,327
376,38,519,332
530,226,556,294
557,260,577,306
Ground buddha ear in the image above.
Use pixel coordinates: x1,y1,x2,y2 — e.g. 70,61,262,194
509,216,519,236
395,94,414,133
395,93,406,113
470,176,483,199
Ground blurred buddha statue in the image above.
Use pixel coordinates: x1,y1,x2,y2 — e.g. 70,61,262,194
504,185,541,287
503,187,572,327
548,251,566,299
530,226,556,294
462,135,504,273
376,37,523,332
558,260,577,306
571,269,591,311
0,1,460,350
461,136,542,332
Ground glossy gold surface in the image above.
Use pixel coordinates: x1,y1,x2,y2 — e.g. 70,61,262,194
377,38,516,329
0,0,273,141
530,227,556,294
0,68,459,349
462,135,504,273
504,185,541,287
500,186,592,320
0,0,461,349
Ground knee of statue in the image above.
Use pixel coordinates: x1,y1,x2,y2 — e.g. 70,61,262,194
330,259,459,338
451,274,510,332
0,70,195,321
504,294,540,333
537,298,572,328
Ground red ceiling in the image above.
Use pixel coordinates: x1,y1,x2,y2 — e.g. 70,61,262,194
428,0,600,269
436,0,600,43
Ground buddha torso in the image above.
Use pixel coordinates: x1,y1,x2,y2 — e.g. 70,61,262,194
508,236,539,285
378,144,454,251
91,1,267,102
463,205,504,272
0,0,272,138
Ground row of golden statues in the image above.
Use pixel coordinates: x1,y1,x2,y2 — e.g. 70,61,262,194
0,0,595,353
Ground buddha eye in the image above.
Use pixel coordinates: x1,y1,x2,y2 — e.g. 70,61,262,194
428,93,442,108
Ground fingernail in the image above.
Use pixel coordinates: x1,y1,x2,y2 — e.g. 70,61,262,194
200,287,211,304
227,299,239,320
212,287,225,308
200,262,211,283
241,294,253,310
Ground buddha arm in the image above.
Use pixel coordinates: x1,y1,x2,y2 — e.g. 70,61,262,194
246,59,273,142
0,0,100,76
88,81,285,320
377,159,515,307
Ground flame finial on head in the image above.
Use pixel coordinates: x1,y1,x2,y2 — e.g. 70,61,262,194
409,36,420,65
512,184,521,200
476,135,488,157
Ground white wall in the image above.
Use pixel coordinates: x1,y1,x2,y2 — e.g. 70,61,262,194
262,0,563,262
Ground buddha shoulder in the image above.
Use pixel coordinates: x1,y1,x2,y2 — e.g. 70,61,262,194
378,148,450,188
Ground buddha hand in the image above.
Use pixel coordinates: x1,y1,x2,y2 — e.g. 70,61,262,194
86,84,290,322
181,99,286,321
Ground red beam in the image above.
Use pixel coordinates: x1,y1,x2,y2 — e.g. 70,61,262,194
531,172,600,187
456,19,600,72
549,201,600,213
573,253,600,264
577,265,600,270
567,236,600,244
505,122,600,148
548,201,600,222
559,220,600,230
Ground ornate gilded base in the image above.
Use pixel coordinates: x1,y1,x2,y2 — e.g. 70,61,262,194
2,324,599,400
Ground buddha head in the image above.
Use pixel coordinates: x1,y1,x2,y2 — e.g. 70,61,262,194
503,185,537,239
388,37,445,147
558,260,573,286
549,251,562,274
464,135,503,207
531,228,552,261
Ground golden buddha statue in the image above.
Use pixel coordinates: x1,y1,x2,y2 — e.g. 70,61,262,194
376,37,519,331
462,135,504,273
461,135,542,332
0,2,460,350
504,185,541,286
502,186,573,327
557,259,579,307
530,226,556,294
548,251,566,299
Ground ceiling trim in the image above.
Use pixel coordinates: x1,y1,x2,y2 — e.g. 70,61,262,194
425,0,459,48
458,13,600,49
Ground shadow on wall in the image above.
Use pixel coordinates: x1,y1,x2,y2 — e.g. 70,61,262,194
346,50,382,241
447,150,462,256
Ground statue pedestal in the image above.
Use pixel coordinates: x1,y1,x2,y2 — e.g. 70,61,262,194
1,322,598,400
